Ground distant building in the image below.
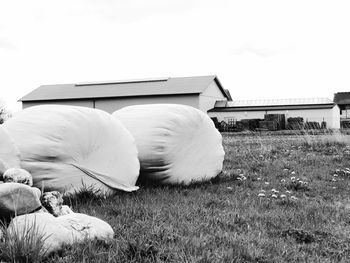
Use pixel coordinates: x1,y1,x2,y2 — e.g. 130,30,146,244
334,92,350,119
19,76,231,113
208,98,340,129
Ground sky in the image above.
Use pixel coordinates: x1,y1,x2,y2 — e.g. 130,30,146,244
1,0,350,112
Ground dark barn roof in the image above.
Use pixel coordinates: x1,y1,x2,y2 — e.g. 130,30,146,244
334,92,350,105
20,75,230,102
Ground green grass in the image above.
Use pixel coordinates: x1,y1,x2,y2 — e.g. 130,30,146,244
0,216,49,262
3,132,350,262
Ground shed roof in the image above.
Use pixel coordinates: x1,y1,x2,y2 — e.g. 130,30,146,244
20,75,229,102
334,92,350,105
226,98,334,107
208,97,336,112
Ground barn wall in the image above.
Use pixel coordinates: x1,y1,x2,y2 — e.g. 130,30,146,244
208,106,340,129
22,99,94,109
340,109,350,119
94,94,200,113
199,82,227,112
331,105,341,128
22,95,200,113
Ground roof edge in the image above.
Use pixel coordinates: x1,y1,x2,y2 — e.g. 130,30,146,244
212,76,231,100
208,103,336,112
19,92,202,102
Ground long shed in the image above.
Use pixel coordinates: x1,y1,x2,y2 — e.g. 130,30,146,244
19,75,231,113
208,98,340,129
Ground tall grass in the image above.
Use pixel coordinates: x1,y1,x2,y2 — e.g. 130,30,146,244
0,216,49,263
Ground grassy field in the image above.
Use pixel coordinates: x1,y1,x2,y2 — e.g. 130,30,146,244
3,132,350,262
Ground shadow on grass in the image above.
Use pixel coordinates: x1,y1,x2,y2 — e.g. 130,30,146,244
135,171,242,191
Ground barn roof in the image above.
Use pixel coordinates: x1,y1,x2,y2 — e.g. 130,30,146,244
334,92,350,105
208,97,336,112
19,75,229,102
226,97,334,107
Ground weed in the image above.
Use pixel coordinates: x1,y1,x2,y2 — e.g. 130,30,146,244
0,216,49,262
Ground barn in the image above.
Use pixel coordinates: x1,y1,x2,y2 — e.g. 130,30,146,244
208,98,340,129
334,92,350,119
334,92,350,128
19,75,231,113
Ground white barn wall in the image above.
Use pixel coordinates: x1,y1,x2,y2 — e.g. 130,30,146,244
340,109,350,119
95,94,200,113
22,99,94,109
208,106,340,129
23,95,200,114
331,105,341,128
199,82,226,113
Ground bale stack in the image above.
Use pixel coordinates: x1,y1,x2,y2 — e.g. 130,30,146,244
259,120,277,131
264,114,286,130
240,119,261,131
287,117,304,130
304,121,321,129
234,121,245,132
341,120,350,129
238,120,250,131
219,121,228,132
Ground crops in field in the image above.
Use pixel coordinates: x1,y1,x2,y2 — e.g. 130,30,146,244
2,132,350,262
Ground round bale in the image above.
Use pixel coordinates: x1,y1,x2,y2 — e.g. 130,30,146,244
3,105,140,195
113,104,225,185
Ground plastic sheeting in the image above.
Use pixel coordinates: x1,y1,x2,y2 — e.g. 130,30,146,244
0,125,20,175
3,105,140,195
113,104,225,185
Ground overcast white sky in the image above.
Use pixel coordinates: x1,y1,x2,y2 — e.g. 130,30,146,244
1,0,350,112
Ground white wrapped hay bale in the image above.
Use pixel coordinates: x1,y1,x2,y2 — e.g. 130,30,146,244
3,105,140,195
8,212,114,256
113,104,224,185
0,125,20,175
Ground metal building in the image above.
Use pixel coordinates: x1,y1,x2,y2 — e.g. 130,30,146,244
334,92,350,119
208,98,340,129
20,76,231,113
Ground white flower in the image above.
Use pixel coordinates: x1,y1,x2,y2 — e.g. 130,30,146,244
291,171,296,175
281,179,286,183
258,193,266,197
291,177,296,181
264,182,270,185
285,190,291,194
227,187,233,190
257,177,261,181
240,175,247,180
271,194,278,198
280,194,287,198
271,189,279,193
